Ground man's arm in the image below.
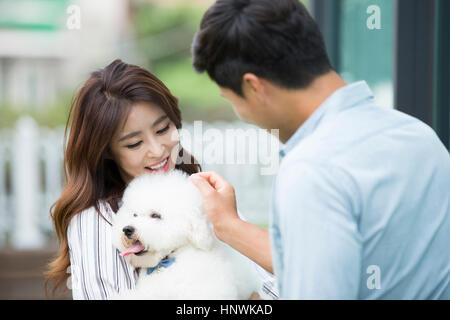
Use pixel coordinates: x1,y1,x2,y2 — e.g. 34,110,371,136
220,218,273,274
189,172,274,274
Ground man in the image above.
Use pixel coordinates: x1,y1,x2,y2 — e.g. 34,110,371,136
189,0,450,299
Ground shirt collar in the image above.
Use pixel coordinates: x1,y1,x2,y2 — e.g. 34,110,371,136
279,81,374,158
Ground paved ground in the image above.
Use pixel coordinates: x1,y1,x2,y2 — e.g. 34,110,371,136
0,245,72,300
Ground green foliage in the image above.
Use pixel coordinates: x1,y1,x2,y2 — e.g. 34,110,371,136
133,3,202,37
155,58,225,110
0,96,71,130
133,3,204,65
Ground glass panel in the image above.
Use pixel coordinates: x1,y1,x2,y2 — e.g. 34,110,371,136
339,0,394,108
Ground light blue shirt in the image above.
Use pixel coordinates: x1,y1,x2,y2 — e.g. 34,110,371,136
270,81,450,299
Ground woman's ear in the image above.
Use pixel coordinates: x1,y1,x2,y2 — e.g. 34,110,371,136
104,147,114,160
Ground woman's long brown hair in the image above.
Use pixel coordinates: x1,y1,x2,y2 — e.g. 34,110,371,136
45,59,201,296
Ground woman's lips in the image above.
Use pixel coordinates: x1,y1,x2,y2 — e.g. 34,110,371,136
147,156,169,167
145,157,170,173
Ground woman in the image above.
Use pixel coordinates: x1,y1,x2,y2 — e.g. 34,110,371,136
45,59,277,299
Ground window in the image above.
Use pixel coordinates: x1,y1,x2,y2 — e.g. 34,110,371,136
339,0,394,109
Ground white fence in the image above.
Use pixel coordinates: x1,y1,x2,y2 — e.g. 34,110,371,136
0,117,281,249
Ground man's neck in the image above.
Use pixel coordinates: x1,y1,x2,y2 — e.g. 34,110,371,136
274,71,347,144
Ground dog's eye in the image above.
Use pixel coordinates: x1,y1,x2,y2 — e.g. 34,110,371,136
133,213,138,217
150,213,161,219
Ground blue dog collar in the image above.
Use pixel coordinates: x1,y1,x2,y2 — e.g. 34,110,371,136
146,257,176,275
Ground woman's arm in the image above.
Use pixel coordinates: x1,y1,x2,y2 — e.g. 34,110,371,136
189,172,274,274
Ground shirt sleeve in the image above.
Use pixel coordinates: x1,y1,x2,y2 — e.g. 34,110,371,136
275,161,362,299
67,206,137,300
254,263,280,300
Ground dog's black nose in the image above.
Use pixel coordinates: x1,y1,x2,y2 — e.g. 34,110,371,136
122,226,135,239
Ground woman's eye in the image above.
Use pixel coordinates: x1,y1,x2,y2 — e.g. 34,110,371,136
126,141,142,149
156,124,170,135
151,213,162,219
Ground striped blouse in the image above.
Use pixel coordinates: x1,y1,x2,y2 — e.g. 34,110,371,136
67,201,279,300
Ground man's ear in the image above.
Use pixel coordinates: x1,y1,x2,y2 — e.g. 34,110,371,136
242,73,266,103
242,73,262,92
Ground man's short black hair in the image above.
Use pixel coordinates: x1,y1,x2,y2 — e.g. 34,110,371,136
192,0,333,96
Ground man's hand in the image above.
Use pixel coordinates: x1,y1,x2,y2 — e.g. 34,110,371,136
189,171,240,241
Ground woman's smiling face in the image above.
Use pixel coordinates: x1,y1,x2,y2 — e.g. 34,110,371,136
109,101,180,184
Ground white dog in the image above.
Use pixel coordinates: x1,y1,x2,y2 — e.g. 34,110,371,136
111,169,262,299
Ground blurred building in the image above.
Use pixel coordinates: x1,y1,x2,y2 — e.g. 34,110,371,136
0,0,133,110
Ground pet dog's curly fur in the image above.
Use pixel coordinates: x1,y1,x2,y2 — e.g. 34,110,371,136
111,170,261,299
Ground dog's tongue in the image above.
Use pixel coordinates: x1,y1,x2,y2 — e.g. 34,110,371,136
120,241,144,257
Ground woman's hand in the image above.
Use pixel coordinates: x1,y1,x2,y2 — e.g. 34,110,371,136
189,171,240,241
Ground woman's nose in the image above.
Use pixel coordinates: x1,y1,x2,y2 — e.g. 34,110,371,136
146,140,165,159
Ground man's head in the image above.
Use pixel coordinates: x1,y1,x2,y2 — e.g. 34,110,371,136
192,0,332,97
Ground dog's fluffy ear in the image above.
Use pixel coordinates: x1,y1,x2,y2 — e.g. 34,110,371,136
189,210,214,251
